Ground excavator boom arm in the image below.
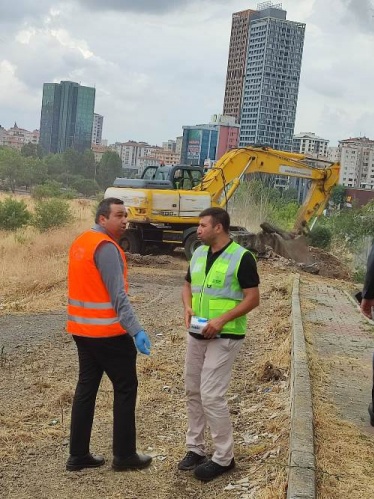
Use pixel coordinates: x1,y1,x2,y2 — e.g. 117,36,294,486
194,147,340,229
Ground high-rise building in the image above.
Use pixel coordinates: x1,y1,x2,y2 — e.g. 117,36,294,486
39,80,95,154
223,9,256,123
224,3,305,152
92,113,104,145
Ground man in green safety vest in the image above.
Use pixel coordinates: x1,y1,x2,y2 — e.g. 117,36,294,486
178,207,260,482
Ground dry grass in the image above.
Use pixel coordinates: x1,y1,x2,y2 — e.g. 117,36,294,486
0,256,294,497
0,195,94,313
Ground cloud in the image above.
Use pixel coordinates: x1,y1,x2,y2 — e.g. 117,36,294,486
341,0,374,32
1,0,374,147
0,1,55,24
76,0,230,14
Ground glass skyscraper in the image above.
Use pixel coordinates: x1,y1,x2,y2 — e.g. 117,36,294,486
39,81,95,154
238,5,305,151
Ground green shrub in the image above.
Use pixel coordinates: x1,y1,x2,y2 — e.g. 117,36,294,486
0,197,31,231
32,180,78,200
309,226,332,249
32,180,63,200
353,266,366,284
32,198,72,232
71,178,100,197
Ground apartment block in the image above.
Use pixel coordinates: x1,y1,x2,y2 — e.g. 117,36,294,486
338,137,374,189
0,123,39,151
92,113,104,145
292,132,329,157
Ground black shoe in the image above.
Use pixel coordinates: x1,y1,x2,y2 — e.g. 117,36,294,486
112,453,152,471
368,403,374,426
66,453,105,471
194,458,235,482
178,451,207,471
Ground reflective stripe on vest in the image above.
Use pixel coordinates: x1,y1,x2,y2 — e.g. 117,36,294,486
67,230,128,338
190,241,249,336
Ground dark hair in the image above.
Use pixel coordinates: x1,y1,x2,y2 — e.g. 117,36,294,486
95,197,124,223
199,207,230,233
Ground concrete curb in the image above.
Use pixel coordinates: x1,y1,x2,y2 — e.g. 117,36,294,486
287,275,316,499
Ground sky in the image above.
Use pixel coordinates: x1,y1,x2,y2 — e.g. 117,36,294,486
0,0,373,147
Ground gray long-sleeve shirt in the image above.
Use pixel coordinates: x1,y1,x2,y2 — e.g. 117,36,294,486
92,224,142,337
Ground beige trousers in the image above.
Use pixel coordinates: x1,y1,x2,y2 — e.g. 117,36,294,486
184,334,244,466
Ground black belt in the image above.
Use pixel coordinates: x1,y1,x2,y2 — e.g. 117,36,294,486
188,332,244,341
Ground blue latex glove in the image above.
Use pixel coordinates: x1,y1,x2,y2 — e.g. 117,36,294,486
134,330,151,355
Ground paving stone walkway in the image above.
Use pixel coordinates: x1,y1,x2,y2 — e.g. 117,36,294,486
301,279,374,430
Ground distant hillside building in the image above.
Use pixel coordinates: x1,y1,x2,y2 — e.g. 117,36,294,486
39,80,95,154
92,113,104,145
91,143,109,163
326,146,340,163
338,137,374,189
292,132,329,157
176,136,183,156
0,123,39,151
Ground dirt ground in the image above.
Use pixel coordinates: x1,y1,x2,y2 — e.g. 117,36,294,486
0,250,352,499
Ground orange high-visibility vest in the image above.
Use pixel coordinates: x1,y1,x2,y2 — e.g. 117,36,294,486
67,230,128,338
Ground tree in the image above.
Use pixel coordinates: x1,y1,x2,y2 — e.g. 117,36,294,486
63,148,82,176
0,197,31,230
32,198,72,232
21,142,43,159
43,153,64,176
71,177,100,197
97,151,122,189
17,157,48,190
0,147,27,192
330,185,346,208
81,149,96,179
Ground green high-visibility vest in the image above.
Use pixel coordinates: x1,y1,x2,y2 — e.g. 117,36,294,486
190,241,252,336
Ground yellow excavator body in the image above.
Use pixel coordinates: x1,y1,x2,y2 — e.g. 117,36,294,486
104,146,340,261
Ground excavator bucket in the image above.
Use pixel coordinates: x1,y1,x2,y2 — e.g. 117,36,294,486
240,222,312,264
245,232,312,263
230,222,312,264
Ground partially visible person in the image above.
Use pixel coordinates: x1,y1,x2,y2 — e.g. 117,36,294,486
178,207,260,482
66,197,152,472
360,244,374,320
360,243,374,426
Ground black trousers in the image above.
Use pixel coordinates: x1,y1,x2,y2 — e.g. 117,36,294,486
70,334,138,458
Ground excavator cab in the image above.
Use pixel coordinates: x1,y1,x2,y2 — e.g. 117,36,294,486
141,164,204,190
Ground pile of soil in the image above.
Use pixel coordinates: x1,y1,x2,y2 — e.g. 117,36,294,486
309,247,351,280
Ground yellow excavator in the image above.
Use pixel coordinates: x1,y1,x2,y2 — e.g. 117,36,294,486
104,146,340,260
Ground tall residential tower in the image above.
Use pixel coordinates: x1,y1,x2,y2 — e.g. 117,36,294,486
92,113,104,145
223,3,305,152
39,80,95,154
222,9,256,123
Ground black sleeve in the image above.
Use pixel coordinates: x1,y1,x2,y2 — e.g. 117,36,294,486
363,244,374,299
237,251,260,289
185,266,191,283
